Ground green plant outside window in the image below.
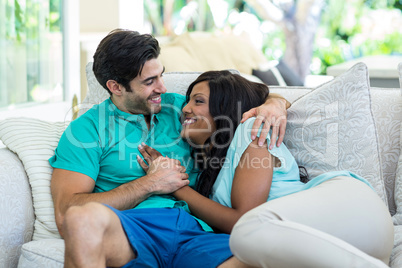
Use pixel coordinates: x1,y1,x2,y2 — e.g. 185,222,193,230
1,0,63,108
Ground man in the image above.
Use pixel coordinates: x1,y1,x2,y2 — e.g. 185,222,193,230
50,29,289,267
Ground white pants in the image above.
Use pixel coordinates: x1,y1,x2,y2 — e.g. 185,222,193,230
230,176,394,268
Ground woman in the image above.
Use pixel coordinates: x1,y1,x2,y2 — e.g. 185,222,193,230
139,70,394,267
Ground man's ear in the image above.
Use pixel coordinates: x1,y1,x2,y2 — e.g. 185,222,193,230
106,80,123,96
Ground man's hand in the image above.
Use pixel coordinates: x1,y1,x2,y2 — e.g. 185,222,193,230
241,95,289,150
137,143,189,194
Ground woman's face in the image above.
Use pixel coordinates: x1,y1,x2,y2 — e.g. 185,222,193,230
181,81,216,147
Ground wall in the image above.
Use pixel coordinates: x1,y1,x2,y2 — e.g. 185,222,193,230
80,0,120,32
79,0,144,102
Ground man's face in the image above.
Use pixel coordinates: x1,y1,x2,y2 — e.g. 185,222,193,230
121,58,167,115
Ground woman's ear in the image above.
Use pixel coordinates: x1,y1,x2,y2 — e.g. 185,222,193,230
106,80,123,96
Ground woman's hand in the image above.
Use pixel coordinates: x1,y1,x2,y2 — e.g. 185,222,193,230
138,143,189,194
137,142,163,173
241,94,289,150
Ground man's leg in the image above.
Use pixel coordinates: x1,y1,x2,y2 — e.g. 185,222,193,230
63,202,135,268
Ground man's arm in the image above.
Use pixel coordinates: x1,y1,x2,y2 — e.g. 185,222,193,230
51,157,189,237
267,93,291,109
241,93,290,150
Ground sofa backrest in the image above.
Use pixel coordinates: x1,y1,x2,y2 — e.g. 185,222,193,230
81,63,401,213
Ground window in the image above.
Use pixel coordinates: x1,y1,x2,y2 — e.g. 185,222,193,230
1,0,63,108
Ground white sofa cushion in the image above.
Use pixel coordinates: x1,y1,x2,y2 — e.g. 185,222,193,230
0,119,67,240
0,149,34,268
393,62,402,224
284,62,387,203
394,124,402,225
390,225,402,267
370,88,402,215
18,239,64,268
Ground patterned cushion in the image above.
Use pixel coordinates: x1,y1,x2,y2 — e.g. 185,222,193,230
0,149,34,267
390,225,402,267
370,88,402,216
77,62,110,116
284,62,387,203
393,62,402,224
394,125,402,224
0,119,67,240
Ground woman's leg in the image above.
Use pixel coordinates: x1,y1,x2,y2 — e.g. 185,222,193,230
230,176,394,268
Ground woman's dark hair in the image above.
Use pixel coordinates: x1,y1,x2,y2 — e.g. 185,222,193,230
186,70,308,197
186,70,269,197
92,29,160,95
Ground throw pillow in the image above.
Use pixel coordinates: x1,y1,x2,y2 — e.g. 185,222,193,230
393,124,402,225
0,118,68,240
393,62,402,224
252,67,286,86
77,62,110,117
253,60,304,87
159,32,267,74
370,88,402,216
276,60,304,86
284,62,387,203
159,34,206,72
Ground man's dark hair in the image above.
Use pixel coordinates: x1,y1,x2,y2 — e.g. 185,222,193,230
92,29,161,95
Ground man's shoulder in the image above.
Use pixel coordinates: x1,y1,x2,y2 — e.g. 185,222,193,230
162,93,186,105
76,99,111,123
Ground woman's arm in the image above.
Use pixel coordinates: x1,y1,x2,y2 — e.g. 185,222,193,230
174,139,274,233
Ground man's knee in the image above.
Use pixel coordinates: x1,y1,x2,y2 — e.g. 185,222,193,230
63,202,109,236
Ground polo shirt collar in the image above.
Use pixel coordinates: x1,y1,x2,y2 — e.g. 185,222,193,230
106,98,159,124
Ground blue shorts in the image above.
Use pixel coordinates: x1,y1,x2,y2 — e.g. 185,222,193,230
105,205,232,268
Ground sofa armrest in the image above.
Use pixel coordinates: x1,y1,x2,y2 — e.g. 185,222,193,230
0,148,34,268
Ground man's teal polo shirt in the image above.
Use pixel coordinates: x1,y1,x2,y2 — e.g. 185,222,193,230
49,93,211,231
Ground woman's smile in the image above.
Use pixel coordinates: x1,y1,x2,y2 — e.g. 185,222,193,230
181,81,216,146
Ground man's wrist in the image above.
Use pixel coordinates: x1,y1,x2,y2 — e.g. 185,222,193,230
279,97,291,110
266,93,291,109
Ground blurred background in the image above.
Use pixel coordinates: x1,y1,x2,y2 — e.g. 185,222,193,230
0,0,401,121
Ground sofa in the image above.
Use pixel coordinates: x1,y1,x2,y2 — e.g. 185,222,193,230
0,32,401,267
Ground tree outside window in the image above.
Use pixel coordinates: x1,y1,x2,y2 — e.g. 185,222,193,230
1,0,63,108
